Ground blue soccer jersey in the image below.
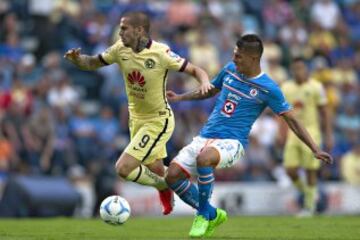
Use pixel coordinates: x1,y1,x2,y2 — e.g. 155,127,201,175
200,62,292,147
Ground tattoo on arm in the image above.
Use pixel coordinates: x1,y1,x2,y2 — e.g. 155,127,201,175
181,88,219,101
73,55,106,70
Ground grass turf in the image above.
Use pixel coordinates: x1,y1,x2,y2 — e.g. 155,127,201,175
0,216,359,240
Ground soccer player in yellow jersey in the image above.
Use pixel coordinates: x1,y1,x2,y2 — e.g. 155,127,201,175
281,57,333,217
64,11,213,215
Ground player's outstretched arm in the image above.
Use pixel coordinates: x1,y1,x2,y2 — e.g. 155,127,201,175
183,62,214,95
167,88,219,102
281,111,333,164
64,48,107,71
318,105,334,152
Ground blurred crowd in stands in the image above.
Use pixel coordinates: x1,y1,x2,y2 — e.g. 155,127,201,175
0,0,360,217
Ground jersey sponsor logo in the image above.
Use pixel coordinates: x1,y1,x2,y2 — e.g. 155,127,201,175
144,58,155,69
227,92,241,102
249,88,258,97
221,99,237,117
127,70,146,87
129,91,144,99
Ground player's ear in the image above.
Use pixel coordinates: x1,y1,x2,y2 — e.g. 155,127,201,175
251,54,259,62
135,26,144,35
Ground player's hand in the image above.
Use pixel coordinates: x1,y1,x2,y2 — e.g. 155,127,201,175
64,48,81,63
199,82,214,95
314,150,333,164
166,90,182,102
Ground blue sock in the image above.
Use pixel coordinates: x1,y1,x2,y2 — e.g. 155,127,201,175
169,179,199,210
197,166,216,220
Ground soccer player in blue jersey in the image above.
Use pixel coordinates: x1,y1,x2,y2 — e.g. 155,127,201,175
165,34,333,238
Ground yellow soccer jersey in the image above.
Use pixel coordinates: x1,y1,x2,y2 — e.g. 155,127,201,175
100,39,187,118
281,79,327,141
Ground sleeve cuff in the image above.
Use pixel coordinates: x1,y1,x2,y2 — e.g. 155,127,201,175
98,54,110,65
179,59,188,72
278,109,292,115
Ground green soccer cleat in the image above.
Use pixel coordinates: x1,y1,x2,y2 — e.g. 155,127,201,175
204,208,228,237
189,214,209,238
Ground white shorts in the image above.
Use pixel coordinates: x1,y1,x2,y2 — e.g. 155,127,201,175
172,136,245,177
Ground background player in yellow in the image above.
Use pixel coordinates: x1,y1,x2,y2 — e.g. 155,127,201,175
64,11,213,215
281,57,333,217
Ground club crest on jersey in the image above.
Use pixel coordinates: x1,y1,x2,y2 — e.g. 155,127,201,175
250,88,258,97
127,70,145,87
144,58,155,69
221,99,237,117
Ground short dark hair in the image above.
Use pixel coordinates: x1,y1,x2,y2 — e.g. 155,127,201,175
236,34,263,57
122,11,150,34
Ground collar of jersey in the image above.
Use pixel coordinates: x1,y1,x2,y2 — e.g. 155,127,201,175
146,39,152,49
225,70,269,93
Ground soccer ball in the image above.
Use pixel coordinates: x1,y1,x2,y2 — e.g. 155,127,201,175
99,195,131,225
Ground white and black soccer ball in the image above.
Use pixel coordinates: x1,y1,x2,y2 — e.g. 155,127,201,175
99,195,131,225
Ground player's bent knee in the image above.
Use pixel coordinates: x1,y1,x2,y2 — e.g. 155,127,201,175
286,168,298,180
196,154,213,167
115,161,131,179
165,162,185,185
306,170,318,185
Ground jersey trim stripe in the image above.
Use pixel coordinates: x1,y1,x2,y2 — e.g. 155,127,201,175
223,83,263,104
172,161,191,178
225,70,269,93
141,118,169,162
146,39,152,49
98,54,109,65
133,165,143,182
179,59,188,72
162,70,172,116
278,109,292,115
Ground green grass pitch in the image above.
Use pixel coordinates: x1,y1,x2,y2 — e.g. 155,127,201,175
0,216,359,240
